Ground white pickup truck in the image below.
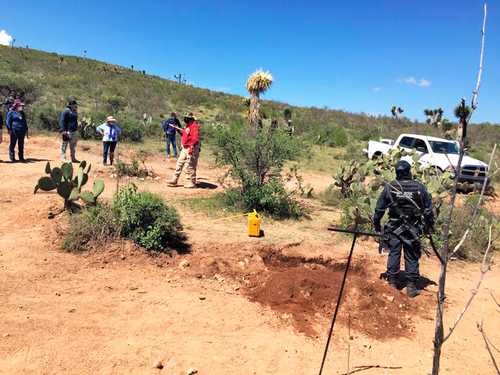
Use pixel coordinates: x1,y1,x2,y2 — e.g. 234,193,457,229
364,133,489,185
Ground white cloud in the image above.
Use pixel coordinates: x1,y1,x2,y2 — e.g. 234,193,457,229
372,87,382,93
400,76,431,88
418,78,431,87
0,30,13,46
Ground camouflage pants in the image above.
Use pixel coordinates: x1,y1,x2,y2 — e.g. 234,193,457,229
61,131,78,160
174,144,200,183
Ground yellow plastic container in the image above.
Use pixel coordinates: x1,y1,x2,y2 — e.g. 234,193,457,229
247,210,262,237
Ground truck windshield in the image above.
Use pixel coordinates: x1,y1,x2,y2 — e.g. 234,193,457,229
429,141,459,154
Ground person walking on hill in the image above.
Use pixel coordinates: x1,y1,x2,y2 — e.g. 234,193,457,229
372,160,434,298
96,116,122,165
162,112,181,159
59,98,79,162
167,113,200,188
6,99,29,162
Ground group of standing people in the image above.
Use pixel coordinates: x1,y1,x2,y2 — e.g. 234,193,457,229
59,98,122,165
1,97,202,188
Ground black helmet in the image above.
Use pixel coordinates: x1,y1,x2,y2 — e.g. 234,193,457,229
395,160,412,180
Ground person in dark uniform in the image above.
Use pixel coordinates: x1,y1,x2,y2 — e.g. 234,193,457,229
373,160,434,298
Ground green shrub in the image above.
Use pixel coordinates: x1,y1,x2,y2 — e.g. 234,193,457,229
30,104,59,131
114,159,148,178
112,184,184,251
307,125,348,147
120,118,144,142
212,121,304,218
63,204,120,252
223,179,302,219
438,199,499,261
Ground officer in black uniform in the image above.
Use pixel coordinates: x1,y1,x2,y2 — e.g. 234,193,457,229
373,160,434,298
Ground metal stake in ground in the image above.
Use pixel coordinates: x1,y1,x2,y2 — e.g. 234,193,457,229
318,224,360,375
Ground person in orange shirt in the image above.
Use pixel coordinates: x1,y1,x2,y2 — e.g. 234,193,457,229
167,113,200,188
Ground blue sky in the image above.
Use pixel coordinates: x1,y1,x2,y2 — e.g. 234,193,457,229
1,0,498,123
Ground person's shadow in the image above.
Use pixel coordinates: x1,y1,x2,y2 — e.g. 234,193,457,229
23,158,51,163
379,271,436,290
0,158,50,164
195,178,218,189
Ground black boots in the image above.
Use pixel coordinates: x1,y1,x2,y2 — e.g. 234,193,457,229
387,275,399,289
407,282,420,298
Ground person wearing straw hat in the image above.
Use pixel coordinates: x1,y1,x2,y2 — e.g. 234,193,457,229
167,112,200,188
96,116,122,165
6,99,29,162
59,97,80,162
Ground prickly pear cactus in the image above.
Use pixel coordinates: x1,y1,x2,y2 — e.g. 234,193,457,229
79,179,105,206
333,146,453,231
34,160,103,211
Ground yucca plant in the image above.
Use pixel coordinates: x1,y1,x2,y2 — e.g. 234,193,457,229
454,99,472,142
390,106,404,120
246,70,273,131
424,108,444,128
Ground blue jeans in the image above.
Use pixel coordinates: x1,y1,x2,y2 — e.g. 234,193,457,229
103,141,117,164
9,128,26,161
165,133,177,157
386,232,421,282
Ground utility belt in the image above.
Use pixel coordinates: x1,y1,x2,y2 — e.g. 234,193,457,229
383,217,423,246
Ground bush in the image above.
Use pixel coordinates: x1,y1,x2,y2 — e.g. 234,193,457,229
112,184,184,251
120,118,145,142
307,125,348,147
30,104,59,131
63,204,120,251
114,159,148,178
212,121,304,218
438,198,499,261
223,179,302,219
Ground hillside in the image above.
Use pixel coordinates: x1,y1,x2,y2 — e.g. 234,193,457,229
0,45,498,160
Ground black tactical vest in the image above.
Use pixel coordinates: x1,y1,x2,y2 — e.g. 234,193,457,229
387,179,423,219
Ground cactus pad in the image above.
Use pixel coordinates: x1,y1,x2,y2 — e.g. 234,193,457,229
92,179,105,197
57,181,73,199
61,163,73,181
37,177,57,192
79,191,96,205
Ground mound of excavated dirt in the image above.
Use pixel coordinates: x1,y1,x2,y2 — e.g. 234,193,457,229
243,249,432,339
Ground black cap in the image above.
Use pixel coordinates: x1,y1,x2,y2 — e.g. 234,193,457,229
395,160,412,180
67,97,78,106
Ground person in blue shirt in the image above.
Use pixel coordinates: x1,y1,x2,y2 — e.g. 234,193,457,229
6,99,29,162
96,116,122,165
59,98,79,162
161,112,181,159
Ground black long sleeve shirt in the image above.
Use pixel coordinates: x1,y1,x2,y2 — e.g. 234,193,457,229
373,179,434,231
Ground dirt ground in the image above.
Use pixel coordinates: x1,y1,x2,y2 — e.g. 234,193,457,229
0,136,498,375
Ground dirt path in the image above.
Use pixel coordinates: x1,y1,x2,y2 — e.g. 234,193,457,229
0,136,498,374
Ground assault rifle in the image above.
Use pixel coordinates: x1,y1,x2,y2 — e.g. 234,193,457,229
384,182,444,264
